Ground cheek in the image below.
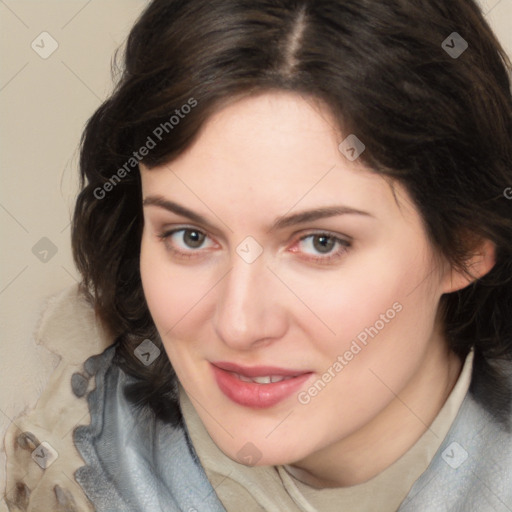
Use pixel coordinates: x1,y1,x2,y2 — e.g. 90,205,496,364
296,241,442,394
289,246,428,350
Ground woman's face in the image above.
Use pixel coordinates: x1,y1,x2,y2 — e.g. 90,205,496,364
140,92,458,470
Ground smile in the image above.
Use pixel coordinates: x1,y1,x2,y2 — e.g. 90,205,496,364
210,362,313,408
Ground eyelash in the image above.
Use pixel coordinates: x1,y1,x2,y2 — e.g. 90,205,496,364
156,227,352,264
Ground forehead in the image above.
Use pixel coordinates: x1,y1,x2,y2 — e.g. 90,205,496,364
140,92,415,225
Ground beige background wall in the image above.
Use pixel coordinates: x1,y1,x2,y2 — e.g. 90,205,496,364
1,0,511,501
0,1,147,499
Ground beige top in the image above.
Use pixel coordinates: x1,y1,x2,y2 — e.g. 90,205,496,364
3,285,111,512
179,349,474,512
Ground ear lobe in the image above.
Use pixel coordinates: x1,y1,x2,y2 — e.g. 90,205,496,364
442,238,496,294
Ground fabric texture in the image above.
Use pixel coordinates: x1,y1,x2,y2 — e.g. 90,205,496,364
2,284,108,512
3,284,512,512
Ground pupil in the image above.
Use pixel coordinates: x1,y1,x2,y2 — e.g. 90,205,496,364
313,235,334,254
184,230,204,248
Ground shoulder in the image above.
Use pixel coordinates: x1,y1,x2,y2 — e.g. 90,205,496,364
72,347,223,511
3,284,113,511
400,358,512,511
4,284,222,512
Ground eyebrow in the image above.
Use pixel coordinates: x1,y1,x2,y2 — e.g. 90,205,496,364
142,195,373,232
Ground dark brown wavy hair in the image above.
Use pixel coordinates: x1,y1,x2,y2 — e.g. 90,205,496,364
72,0,512,426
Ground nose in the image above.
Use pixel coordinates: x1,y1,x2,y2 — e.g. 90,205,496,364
213,256,289,351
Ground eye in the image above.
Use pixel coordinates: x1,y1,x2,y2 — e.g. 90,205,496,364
292,232,351,264
157,227,217,257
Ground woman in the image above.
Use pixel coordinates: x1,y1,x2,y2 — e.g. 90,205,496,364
4,0,512,510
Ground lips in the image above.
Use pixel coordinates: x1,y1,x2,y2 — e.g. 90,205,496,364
211,361,313,408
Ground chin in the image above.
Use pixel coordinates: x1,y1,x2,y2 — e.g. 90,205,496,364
216,436,310,468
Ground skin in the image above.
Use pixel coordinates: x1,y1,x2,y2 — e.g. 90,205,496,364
139,91,495,487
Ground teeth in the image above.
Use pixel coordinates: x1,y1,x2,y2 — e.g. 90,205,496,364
234,373,294,384
237,374,255,383
253,376,273,384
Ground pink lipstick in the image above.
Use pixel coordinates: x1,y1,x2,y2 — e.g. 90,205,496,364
211,361,313,408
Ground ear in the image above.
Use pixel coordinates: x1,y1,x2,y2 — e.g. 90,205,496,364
442,238,496,294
